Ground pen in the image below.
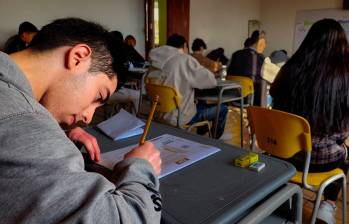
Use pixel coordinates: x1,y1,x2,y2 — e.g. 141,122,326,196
139,95,159,145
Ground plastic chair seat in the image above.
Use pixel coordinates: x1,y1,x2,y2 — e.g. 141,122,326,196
291,168,344,188
145,83,212,137
226,75,254,107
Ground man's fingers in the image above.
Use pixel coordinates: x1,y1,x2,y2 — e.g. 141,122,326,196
91,137,101,162
84,140,95,161
124,141,162,175
68,128,101,162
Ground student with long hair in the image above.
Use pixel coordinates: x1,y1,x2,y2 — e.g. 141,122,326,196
270,19,349,224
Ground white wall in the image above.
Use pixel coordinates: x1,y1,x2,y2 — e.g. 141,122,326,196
190,0,260,58
1,0,342,59
0,0,145,55
260,0,342,56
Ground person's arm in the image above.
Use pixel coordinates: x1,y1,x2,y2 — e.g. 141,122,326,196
183,56,217,89
2,112,162,224
204,57,220,74
68,127,101,162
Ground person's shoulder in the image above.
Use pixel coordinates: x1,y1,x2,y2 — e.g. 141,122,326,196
181,53,198,62
0,78,50,122
232,48,248,56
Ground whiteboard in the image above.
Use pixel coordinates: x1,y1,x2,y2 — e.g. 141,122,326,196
293,9,349,52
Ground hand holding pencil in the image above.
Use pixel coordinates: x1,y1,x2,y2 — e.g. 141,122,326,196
124,95,162,175
139,95,159,145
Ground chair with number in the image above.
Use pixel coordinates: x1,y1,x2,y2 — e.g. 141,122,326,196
247,106,347,224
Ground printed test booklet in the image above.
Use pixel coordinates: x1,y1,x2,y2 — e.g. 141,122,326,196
98,134,221,178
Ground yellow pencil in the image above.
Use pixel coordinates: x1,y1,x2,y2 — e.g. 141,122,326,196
139,95,159,145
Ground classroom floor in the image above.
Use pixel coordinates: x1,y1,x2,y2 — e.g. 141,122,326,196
91,104,348,223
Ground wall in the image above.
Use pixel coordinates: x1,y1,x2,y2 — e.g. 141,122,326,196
1,1,342,59
0,0,145,55
260,0,342,56
190,0,260,58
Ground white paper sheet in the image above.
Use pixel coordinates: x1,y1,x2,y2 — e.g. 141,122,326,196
97,109,144,141
98,134,221,178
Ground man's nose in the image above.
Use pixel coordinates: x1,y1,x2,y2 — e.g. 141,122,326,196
81,106,97,124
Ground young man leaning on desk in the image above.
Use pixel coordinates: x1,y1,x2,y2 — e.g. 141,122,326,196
0,18,162,223
147,34,228,139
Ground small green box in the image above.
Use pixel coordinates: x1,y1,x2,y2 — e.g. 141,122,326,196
248,153,259,164
234,153,259,168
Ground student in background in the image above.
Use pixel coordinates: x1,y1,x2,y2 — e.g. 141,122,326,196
124,34,145,65
255,30,266,54
206,47,229,65
3,21,38,54
125,34,137,47
0,18,161,223
270,49,289,67
148,34,228,139
107,31,141,112
191,38,220,74
270,19,349,224
227,30,265,106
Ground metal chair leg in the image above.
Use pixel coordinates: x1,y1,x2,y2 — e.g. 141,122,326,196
310,174,346,224
341,176,347,224
310,187,323,224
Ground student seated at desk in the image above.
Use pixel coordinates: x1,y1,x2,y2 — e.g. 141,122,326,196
270,19,349,224
148,34,228,139
227,30,266,106
124,34,145,65
206,47,229,65
3,21,38,54
0,18,161,223
105,31,143,113
191,38,220,74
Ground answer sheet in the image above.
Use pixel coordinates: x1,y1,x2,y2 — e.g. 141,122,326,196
98,134,221,178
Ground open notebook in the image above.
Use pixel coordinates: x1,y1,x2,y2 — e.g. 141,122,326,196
98,134,221,178
97,109,144,141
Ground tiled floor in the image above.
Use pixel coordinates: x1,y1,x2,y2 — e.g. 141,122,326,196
92,103,348,223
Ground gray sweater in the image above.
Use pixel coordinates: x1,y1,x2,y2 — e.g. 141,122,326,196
0,52,161,224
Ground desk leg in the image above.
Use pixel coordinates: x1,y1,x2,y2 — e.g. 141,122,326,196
213,101,221,139
237,183,303,224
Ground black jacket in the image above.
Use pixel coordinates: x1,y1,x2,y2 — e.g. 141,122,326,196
227,47,264,82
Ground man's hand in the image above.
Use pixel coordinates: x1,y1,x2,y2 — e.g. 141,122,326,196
68,127,101,162
124,142,162,175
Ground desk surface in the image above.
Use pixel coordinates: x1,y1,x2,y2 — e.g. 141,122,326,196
216,79,240,87
87,123,295,224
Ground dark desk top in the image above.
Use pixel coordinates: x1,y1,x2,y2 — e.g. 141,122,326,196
216,79,241,87
87,122,295,224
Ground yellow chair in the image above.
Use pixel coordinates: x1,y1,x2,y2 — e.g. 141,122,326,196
246,106,347,224
145,83,211,137
226,75,254,106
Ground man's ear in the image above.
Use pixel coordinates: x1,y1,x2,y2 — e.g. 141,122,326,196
66,44,92,72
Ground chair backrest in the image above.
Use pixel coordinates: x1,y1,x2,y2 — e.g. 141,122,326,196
247,106,312,158
145,83,181,114
226,75,254,98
